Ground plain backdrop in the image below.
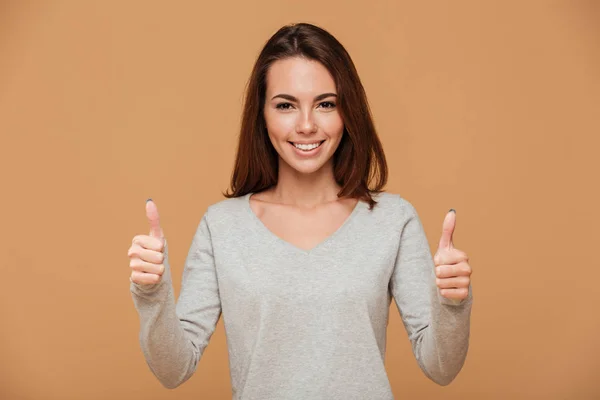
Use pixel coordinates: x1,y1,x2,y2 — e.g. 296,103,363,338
1,1,599,399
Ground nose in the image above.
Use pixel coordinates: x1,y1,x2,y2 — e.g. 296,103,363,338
295,110,317,134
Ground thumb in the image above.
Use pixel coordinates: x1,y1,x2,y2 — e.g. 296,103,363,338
145,199,164,239
437,209,456,250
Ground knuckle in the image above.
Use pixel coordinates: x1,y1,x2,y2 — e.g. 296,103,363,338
135,235,151,249
129,258,141,270
128,245,138,257
129,244,141,257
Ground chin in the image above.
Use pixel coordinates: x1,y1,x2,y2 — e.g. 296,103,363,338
292,164,325,175
282,158,331,175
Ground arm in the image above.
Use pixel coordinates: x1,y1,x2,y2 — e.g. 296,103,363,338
389,201,473,386
130,214,222,389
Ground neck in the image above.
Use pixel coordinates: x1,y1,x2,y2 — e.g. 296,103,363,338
271,159,341,208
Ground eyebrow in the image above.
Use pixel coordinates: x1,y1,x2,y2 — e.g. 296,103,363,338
271,93,337,102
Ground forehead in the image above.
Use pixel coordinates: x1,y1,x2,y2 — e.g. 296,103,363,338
265,57,336,95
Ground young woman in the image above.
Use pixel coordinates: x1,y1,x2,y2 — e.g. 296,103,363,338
128,22,473,399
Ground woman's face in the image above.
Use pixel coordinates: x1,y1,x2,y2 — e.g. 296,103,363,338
263,56,344,176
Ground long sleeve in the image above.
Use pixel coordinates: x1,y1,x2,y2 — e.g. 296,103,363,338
130,214,222,389
389,202,473,386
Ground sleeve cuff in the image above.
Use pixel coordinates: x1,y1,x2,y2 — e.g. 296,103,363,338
438,284,473,306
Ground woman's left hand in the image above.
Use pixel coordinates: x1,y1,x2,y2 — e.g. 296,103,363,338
433,209,472,302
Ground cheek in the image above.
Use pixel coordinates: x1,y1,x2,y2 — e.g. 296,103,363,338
317,113,344,138
265,110,295,140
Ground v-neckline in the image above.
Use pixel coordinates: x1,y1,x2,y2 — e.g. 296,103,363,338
244,192,365,255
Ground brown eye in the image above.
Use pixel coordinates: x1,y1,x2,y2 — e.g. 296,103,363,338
276,102,293,110
319,101,336,109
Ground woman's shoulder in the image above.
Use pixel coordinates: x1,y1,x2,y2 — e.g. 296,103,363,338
349,191,422,235
370,190,419,217
203,193,250,224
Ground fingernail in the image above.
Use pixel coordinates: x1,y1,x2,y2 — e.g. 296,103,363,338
146,198,153,203
449,209,456,213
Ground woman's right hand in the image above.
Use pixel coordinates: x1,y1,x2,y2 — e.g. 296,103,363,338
128,199,166,285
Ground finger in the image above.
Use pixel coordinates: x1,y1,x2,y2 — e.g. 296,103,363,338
129,257,165,275
433,249,469,266
435,276,470,289
131,234,165,252
146,199,163,239
439,287,469,300
127,243,165,265
435,261,472,278
130,270,162,285
437,209,456,250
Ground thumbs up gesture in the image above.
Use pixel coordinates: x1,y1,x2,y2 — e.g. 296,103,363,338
433,210,472,303
127,199,166,285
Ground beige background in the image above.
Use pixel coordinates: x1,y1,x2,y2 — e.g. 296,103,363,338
1,1,599,399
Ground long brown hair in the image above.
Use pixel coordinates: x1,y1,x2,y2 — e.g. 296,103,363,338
223,23,388,210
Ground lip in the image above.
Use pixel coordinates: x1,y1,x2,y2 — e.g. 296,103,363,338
288,140,325,157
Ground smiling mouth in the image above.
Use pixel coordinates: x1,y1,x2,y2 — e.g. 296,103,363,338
289,140,325,151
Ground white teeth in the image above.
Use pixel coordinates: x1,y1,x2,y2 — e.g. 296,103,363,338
293,142,322,151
